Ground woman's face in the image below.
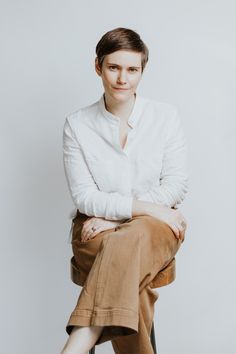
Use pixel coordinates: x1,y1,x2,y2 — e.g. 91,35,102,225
95,50,143,102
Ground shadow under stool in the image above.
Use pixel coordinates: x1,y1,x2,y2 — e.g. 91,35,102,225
70,255,176,354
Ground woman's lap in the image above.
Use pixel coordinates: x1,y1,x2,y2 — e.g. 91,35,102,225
71,211,182,286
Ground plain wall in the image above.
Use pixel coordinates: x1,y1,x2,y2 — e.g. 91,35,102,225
1,0,236,353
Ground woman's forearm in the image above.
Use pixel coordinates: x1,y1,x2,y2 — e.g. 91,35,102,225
84,199,164,222
132,199,158,217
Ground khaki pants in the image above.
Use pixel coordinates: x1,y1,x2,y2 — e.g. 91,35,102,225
66,210,184,354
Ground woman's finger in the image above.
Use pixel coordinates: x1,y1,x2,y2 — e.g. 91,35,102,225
178,215,187,230
82,221,100,234
81,226,102,242
81,221,98,240
81,227,90,240
170,224,180,239
90,228,102,238
81,230,92,242
178,222,185,232
179,229,185,242
81,219,120,242
81,225,93,241
176,222,186,242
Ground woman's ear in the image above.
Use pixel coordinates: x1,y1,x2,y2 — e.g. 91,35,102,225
95,57,102,76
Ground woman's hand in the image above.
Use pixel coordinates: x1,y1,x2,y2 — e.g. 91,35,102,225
81,217,122,242
149,204,187,241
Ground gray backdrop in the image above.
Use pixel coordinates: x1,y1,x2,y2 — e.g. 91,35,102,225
1,0,235,353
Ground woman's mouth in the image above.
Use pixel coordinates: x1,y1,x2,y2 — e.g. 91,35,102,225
113,87,130,91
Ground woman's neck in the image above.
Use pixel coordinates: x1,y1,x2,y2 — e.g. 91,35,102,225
104,92,136,123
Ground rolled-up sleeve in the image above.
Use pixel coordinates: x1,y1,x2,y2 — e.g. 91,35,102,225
63,118,133,220
137,109,188,208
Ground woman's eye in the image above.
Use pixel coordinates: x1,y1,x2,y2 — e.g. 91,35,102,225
109,66,117,70
108,66,138,72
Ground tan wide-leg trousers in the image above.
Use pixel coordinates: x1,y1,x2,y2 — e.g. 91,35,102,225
65,210,184,354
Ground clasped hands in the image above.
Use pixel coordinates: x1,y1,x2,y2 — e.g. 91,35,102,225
81,203,187,243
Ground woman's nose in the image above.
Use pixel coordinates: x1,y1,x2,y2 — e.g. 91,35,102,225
117,70,127,84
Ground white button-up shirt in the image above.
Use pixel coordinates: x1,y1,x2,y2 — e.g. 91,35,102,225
63,92,188,226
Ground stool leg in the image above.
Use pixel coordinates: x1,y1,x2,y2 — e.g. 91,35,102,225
150,321,157,354
89,347,95,354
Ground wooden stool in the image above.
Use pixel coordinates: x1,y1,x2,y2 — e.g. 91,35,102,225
70,256,176,354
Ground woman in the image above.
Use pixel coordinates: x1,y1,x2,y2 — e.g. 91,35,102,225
61,27,188,354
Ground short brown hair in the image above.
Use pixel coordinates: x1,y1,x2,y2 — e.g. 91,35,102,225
95,27,149,73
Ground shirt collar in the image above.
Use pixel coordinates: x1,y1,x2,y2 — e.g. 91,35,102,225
98,92,144,128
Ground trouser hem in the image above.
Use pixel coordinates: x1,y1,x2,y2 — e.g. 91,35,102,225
66,307,139,344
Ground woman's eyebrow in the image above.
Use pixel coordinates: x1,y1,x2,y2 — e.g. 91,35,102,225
106,63,141,68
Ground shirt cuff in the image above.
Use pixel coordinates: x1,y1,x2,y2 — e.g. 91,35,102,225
106,194,133,220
